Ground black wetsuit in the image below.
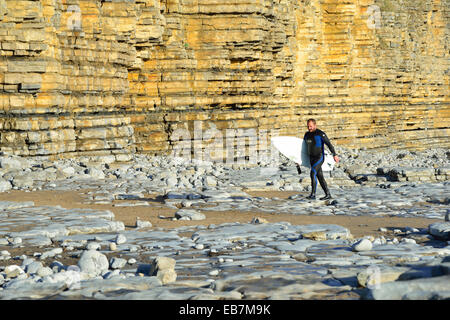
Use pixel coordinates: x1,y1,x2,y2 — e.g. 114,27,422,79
303,129,337,196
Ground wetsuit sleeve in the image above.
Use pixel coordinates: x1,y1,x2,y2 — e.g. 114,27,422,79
321,132,337,156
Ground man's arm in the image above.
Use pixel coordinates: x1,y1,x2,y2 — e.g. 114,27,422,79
320,132,337,156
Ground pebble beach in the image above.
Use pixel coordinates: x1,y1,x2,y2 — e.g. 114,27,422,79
0,146,449,300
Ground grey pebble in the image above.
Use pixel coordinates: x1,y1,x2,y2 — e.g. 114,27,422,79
115,234,127,245
37,267,53,277
352,239,373,252
77,250,109,277
110,257,127,270
25,261,43,274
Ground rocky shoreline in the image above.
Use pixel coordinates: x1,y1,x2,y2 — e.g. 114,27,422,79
0,147,449,300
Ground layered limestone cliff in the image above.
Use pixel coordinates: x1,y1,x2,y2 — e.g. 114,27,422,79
0,0,449,161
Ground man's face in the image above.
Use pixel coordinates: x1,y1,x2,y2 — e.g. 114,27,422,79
307,121,316,132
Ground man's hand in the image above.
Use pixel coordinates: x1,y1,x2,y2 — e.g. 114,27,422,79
296,164,302,175
333,155,339,163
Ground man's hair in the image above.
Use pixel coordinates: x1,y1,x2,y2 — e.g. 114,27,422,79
307,118,316,125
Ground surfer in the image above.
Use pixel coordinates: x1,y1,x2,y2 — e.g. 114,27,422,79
300,119,339,200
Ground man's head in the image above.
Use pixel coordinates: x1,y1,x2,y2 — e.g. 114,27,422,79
307,119,317,132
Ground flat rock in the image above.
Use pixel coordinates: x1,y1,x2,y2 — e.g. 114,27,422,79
0,201,34,210
367,275,450,300
298,224,353,241
357,266,408,288
428,222,450,241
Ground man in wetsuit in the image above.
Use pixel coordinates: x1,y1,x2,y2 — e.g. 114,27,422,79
298,119,339,200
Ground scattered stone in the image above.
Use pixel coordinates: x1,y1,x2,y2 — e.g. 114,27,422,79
77,250,109,277
392,238,400,244
49,261,65,273
25,261,43,274
428,222,450,241
352,238,373,252
4,265,24,279
209,269,220,276
115,234,127,245
401,238,417,244
37,266,53,277
405,226,419,233
291,253,308,262
250,217,269,224
86,242,101,251
0,180,12,192
85,168,105,180
110,257,127,270
175,209,206,221
203,176,217,187
302,231,327,241
135,217,152,229
357,266,407,288
103,269,121,279
138,256,177,285
0,157,24,170
40,248,63,260
10,237,22,245
12,176,34,189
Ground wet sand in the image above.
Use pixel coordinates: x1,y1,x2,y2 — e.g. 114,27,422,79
0,189,441,239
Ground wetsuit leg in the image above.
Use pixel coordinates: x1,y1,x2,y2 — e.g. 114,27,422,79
316,165,330,196
310,156,330,196
310,156,323,195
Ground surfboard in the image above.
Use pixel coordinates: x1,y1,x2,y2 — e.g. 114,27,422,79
270,136,335,171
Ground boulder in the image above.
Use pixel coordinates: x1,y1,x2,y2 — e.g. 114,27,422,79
77,250,109,277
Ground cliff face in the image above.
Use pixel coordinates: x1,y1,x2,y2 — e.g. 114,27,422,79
0,0,449,161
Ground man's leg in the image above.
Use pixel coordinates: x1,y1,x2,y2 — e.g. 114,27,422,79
307,168,317,199
307,156,323,200
315,165,332,200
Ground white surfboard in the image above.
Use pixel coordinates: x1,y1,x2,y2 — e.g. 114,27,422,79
271,136,335,171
